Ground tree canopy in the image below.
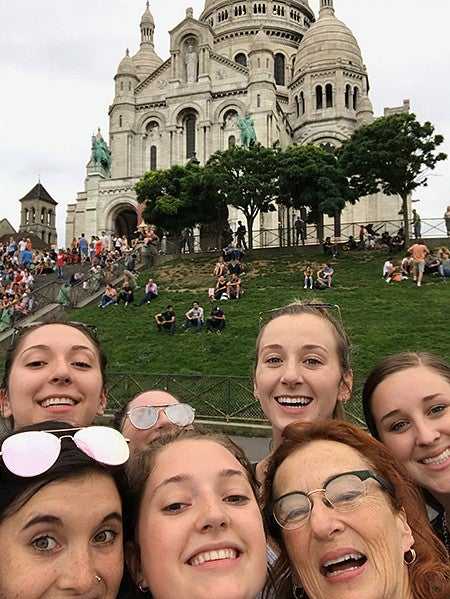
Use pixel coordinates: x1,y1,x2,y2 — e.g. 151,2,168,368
134,163,220,240
338,112,447,242
278,144,356,224
205,145,280,248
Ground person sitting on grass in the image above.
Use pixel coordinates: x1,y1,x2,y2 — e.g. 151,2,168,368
138,278,158,305
118,280,134,306
227,273,242,299
214,275,228,300
213,256,227,277
206,306,226,334
155,305,176,336
98,283,118,308
184,301,204,333
316,262,334,288
303,264,313,289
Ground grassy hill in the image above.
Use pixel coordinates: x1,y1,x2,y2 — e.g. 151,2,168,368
61,247,448,421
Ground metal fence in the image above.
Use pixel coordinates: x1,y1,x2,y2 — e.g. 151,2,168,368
162,218,449,253
105,372,366,427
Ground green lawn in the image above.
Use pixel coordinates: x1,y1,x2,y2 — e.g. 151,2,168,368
65,248,448,412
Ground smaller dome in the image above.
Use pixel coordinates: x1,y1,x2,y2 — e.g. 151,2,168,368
295,3,363,75
116,49,137,77
140,1,154,26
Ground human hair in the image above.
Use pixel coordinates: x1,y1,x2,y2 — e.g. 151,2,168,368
0,320,108,430
124,429,260,544
362,352,450,439
262,420,450,599
0,420,126,524
254,301,352,420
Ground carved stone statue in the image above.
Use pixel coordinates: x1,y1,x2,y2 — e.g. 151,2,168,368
185,44,198,83
236,113,257,149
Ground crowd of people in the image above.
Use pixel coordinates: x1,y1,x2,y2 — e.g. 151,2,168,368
1,309,450,598
0,231,144,330
383,241,450,285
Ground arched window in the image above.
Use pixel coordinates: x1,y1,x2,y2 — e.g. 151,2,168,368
315,85,323,110
235,53,247,67
119,115,123,127
300,91,305,114
274,54,285,85
47,210,52,226
353,86,359,110
228,135,236,149
185,115,196,159
295,95,299,117
40,208,45,224
345,84,351,109
48,233,52,244
25,208,29,224
150,146,157,171
120,82,123,91
325,83,333,108
257,94,261,108
31,207,36,223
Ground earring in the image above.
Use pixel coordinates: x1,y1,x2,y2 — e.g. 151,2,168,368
293,584,305,599
138,581,149,593
404,548,417,565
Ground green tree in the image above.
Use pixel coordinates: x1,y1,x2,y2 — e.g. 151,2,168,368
205,145,280,249
278,144,355,234
134,163,220,250
338,113,447,243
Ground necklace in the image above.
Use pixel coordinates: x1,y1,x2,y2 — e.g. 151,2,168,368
441,512,450,553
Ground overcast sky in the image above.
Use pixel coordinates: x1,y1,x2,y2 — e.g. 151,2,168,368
1,0,449,245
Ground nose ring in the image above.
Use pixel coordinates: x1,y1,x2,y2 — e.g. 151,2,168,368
95,575,102,583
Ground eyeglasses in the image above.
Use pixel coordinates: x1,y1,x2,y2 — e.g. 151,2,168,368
127,404,195,430
259,302,342,327
272,470,392,530
0,426,129,477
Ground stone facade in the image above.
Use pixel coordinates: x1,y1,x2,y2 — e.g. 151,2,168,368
66,0,405,245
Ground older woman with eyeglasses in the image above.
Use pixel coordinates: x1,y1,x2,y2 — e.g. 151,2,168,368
0,420,129,598
263,420,450,599
113,389,195,455
0,320,108,430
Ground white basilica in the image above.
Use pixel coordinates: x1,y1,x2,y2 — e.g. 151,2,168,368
66,0,406,246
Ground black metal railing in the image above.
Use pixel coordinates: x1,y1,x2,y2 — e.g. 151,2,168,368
105,372,366,427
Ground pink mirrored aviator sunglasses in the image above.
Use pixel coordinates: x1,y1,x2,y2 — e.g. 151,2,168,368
0,427,130,477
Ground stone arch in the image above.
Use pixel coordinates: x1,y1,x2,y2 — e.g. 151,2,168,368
105,199,139,243
213,99,248,124
175,106,200,160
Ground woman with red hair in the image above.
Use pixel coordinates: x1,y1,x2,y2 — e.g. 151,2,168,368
263,419,450,599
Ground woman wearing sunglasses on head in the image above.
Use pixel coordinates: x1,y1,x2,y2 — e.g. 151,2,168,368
123,429,267,599
362,352,450,553
263,420,450,599
0,320,109,430
113,389,195,455
0,420,129,598
253,301,353,482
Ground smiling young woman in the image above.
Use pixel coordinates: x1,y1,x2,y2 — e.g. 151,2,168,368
0,321,108,430
362,352,450,553
253,301,353,482
123,429,267,599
